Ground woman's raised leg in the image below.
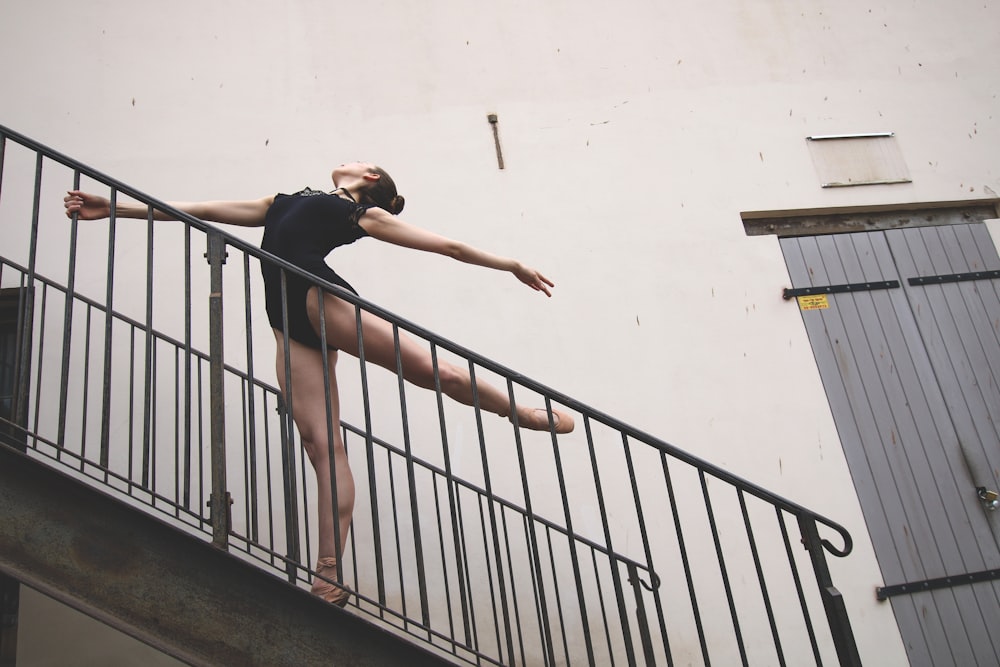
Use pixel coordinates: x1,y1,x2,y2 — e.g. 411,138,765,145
306,288,574,433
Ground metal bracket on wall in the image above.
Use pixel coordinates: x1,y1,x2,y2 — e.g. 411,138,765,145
877,568,1000,601
908,270,1000,286
782,280,900,300
487,113,504,170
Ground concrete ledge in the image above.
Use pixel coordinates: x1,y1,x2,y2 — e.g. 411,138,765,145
0,445,453,667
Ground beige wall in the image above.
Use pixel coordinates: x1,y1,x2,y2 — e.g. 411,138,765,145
3,0,999,664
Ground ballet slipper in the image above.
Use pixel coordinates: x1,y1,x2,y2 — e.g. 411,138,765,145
312,556,350,607
513,407,575,434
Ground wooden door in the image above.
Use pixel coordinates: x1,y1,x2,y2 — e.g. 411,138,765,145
781,224,1000,666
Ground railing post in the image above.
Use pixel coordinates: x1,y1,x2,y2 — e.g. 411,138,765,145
206,231,231,549
798,516,862,667
626,562,656,666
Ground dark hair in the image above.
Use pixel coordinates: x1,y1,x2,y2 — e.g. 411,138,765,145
362,166,405,215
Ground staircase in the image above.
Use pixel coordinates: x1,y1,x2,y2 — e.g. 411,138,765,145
0,124,862,666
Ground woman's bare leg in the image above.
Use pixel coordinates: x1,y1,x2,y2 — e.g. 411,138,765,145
306,288,573,432
273,329,354,602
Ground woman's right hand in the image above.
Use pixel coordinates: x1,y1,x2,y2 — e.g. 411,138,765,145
64,190,111,220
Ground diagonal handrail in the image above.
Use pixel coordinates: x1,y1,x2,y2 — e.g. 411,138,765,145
0,122,861,666
0,122,853,554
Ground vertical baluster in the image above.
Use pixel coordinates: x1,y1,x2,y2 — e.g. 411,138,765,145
468,363,516,664
388,450,410,623
78,305,93,471
547,399,595,664
354,302,386,604
430,342,472,646
392,324,430,627
173,347,181,518
475,492,503,657
509,379,555,667
660,453,709,664
12,154,43,450
182,224,193,508
242,253,260,542
277,395,299,583
588,548,616,666
196,359,207,532
621,435,670,661
454,485,481,654
342,423,361,600
149,339,159,495
126,327,136,487
543,525,571,665
277,268,301,580
0,134,6,199
297,404,314,575
430,473,458,652
261,391,277,567
239,380,252,539
737,490,786,666
57,170,81,456
7,275,27,448
499,507,529,666
583,417,633,664
99,188,117,473
141,207,154,488
700,471,747,666
205,230,230,549
29,284,48,448
517,513,544,663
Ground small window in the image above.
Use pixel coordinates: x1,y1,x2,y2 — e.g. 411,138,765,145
806,132,911,188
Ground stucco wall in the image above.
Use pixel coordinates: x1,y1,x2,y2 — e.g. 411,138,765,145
3,0,998,664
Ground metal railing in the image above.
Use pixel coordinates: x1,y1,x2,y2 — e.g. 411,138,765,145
0,123,861,666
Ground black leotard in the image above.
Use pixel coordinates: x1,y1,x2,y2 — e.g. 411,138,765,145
260,188,371,349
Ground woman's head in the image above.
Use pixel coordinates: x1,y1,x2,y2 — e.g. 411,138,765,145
363,166,405,215
332,162,405,215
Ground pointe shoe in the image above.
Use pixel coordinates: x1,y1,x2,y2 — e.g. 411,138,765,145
312,556,351,607
514,407,575,434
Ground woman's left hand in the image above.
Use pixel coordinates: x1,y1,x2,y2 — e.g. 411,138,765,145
513,264,555,297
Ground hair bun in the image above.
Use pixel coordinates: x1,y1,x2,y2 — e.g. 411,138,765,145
390,195,405,215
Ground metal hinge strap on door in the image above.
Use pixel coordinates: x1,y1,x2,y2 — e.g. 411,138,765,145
876,567,1000,601
908,269,1000,286
782,280,900,300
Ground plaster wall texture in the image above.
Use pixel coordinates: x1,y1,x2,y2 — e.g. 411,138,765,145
2,0,998,664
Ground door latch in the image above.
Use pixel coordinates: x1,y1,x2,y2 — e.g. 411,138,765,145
977,487,998,511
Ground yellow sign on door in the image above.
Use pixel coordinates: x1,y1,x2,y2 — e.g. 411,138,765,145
798,294,830,310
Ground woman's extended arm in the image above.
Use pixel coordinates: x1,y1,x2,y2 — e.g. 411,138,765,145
358,207,556,296
63,190,274,227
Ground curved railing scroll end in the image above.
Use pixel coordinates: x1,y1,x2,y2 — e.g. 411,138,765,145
816,517,853,558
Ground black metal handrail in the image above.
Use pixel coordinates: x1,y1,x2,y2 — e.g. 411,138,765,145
0,122,861,666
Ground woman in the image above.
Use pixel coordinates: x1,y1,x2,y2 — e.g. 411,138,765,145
64,161,573,606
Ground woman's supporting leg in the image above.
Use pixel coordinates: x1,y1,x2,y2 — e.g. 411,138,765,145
273,329,354,604
306,288,574,433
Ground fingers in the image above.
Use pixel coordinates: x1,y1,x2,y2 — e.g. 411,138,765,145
516,266,555,296
64,191,83,218
534,270,553,296
63,190,109,220
533,271,553,297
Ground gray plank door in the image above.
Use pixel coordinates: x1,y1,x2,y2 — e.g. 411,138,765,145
781,224,1000,667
